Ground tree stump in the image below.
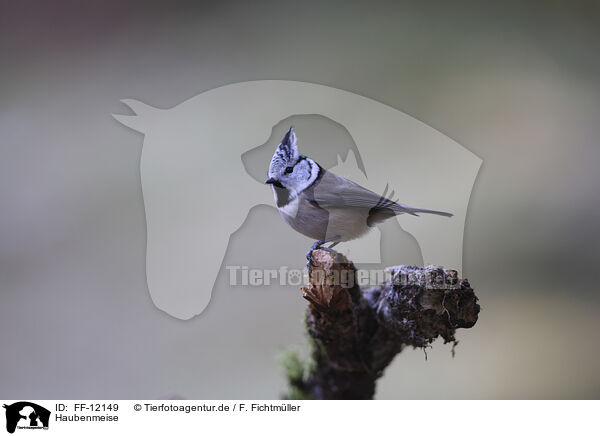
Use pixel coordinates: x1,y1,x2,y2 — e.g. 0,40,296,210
281,249,480,400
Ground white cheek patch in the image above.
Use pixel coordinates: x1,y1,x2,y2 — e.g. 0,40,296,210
294,158,319,193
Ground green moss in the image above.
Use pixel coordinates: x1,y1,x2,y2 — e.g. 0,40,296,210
278,345,316,400
279,349,305,382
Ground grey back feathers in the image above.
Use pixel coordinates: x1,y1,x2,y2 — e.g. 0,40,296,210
266,126,452,244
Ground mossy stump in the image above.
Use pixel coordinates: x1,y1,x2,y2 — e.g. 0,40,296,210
282,249,480,400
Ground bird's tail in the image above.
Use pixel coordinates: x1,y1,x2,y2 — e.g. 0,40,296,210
406,207,453,217
377,184,453,218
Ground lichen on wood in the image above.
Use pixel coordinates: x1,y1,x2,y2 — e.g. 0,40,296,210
282,249,480,400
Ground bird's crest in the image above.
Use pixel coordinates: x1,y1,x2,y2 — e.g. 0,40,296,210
275,126,299,162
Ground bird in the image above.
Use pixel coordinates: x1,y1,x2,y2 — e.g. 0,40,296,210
265,126,453,268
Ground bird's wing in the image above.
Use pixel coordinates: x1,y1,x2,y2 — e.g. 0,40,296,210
308,170,416,213
308,169,453,218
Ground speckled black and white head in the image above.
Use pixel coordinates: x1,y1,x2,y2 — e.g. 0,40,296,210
265,126,320,197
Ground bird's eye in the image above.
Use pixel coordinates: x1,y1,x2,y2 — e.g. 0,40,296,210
285,166,294,174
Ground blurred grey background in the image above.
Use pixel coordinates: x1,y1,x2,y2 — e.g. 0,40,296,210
1,0,599,399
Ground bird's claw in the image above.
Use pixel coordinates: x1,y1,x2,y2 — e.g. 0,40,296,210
306,250,317,276
306,260,313,277
305,238,341,276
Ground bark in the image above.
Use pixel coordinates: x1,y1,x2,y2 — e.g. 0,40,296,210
282,249,480,400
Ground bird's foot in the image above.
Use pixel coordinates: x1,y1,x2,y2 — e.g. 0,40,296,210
306,237,341,276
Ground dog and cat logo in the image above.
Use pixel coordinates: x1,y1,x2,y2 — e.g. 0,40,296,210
3,402,50,433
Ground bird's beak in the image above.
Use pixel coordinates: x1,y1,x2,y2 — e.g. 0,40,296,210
265,177,284,188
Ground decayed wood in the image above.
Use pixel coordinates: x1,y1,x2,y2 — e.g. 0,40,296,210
282,249,479,400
